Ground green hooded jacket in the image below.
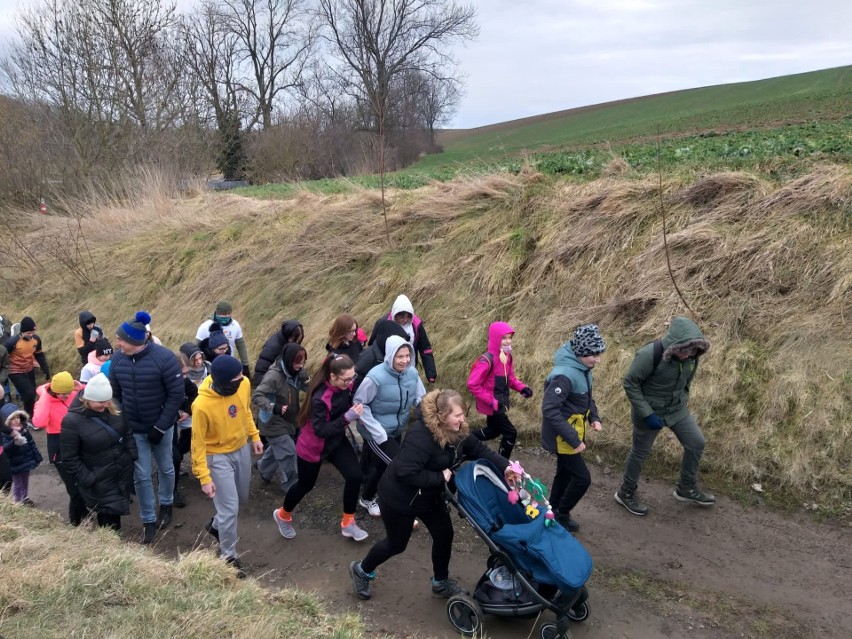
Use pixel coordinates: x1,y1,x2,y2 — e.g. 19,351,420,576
623,316,710,425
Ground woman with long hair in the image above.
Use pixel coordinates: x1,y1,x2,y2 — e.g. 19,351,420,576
272,353,367,541
326,314,363,362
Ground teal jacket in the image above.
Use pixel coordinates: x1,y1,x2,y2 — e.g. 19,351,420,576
623,317,710,425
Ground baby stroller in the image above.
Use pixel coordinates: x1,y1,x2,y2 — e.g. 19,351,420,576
444,459,593,639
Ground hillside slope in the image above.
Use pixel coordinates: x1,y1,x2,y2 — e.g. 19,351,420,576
3,164,851,509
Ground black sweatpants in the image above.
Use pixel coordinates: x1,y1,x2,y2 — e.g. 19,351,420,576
473,412,517,458
283,442,361,514
361,501,454,580
550,452,592,515
9,370,37,418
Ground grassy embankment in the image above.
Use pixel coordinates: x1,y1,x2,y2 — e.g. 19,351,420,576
4,162,850,514
239,65,851,197
0,500,364,639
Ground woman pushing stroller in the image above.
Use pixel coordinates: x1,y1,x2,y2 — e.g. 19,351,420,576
349,389,519,600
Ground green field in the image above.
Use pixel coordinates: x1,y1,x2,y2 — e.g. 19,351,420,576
237,66,851,199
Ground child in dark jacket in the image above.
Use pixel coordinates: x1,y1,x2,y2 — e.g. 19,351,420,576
1,402,43,505
467,321,533,458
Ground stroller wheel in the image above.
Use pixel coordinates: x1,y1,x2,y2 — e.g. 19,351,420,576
539,621,571,639
447,594,483,637
567,600,590,622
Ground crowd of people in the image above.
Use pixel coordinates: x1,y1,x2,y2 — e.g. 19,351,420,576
0,298,714,596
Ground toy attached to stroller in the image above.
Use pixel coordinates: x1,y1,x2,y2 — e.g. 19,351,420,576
444,459,592,638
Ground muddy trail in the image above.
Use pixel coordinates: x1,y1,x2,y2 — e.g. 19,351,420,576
27,430,852,639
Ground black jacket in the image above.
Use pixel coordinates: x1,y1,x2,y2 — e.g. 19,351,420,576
253,320,303,386
378,416,508,516
59,396,137,515
325,340,362,363
77,311,104,364
108,343,184,435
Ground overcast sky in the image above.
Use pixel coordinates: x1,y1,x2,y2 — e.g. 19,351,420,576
0,0,849,128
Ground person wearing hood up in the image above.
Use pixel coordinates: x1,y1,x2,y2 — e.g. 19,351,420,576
541,324,605,533
251,343,309,493
353,336,426,518
253,319,304,387
370,295,437,383
616,316,714,516
467,321,533,459
73,311,104,365
80,339,113,383
179,342,212,388
196,301,251,378
191,355,263,578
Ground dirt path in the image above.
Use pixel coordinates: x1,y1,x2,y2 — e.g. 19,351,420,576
26,431,852,639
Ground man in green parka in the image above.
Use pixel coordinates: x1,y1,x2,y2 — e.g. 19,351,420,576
615,316,714,516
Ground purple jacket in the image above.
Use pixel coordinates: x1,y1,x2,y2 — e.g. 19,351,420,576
467,321,526,416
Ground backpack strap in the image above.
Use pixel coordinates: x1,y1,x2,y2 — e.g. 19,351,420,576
480,352,493,373
651,339,664,372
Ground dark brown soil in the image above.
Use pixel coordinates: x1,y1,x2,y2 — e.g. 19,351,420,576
27,431,852,639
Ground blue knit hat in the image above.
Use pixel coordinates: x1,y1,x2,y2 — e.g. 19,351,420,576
211,355,243,386
117,311,151,346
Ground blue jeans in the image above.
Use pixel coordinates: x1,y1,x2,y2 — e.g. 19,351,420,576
620,412,706,493
133,430,175,524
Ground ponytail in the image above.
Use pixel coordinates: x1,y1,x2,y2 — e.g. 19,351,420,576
297,353,354,426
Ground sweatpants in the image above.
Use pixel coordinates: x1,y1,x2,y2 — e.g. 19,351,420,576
9,370,37,417
473,412,517,458
207,444,252,559
283,442,361,515
256,433,298,493
11,472,30,502
361,502,454,580
549,452,592,515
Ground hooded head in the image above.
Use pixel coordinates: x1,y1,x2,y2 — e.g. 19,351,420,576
280,320,304,344
486,321,515,357
281,342,307,377
660,316,710,361
180,342,203,364
116,311,151,346
0,402,29,428
78,311,96,329
390,294,415,325
383,335,413,374
370,319,409,356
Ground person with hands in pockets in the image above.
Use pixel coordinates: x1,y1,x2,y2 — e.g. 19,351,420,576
468,321,534,459
616,316,713,516
541,324,606,533
191,355,263,578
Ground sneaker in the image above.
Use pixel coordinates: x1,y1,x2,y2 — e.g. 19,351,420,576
556,512,580,532
21,497,36,508
359,497,381,518
273,509,296,539
225,556,247,579
349,560,374,600
172,489,187,508
341,521,369,542
205,518,220,543
412,518,420,530
674,485,716,506
431,576,469,598
142,522,158,545
157,504,173,528
614,489,649,516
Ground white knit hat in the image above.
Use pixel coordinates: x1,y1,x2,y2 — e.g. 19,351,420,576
83,373,113,402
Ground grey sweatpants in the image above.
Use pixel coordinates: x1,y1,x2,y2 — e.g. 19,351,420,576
256,433,298,493
208,444,251,559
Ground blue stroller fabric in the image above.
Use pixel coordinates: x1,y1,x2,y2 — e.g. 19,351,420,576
454,460,593,592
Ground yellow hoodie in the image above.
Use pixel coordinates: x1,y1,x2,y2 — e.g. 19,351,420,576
191,376,260,486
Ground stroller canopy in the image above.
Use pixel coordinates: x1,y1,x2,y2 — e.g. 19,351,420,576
454,459,593,591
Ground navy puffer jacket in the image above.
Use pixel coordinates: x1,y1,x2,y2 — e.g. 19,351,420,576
108,343,184,435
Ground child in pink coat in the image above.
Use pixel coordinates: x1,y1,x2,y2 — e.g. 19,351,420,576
467,321,533,458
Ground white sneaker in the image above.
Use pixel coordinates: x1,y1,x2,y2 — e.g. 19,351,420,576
359,497,381,518
273,509,296,539
413,518,420,530
341,521,369,541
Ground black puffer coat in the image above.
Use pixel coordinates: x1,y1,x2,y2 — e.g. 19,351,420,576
253,320,304,386
60,396,138,515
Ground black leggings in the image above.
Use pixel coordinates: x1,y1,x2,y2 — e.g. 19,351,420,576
172,427,192,488
550,452,592,515
48,434,89,526
473,412,517,458
283,442,361,514
0,449,11,491
362,437,400,501
9,370,37,417
361,502,454,580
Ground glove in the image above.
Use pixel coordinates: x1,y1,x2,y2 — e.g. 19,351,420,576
520,386,533,399
643,414,665,430
43,369,51,380
242,364,251,379
148,427,167,445
344,408,359,422
12,431,27,446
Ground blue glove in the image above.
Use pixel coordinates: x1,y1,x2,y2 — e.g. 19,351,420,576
643,414,664,430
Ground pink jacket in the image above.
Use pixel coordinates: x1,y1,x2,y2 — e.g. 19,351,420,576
32,382,83,434
467,321,526,416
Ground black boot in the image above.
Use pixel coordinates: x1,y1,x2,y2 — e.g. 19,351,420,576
142,522,158,544
172,489,187,508
157,504,173,529
556,512,580,532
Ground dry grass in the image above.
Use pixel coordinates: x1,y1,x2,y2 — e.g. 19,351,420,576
2,164,850,508
0,500,364,639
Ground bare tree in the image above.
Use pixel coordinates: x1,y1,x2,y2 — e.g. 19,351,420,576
316,0,477,237
417,73,460,147
218,0,315,129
